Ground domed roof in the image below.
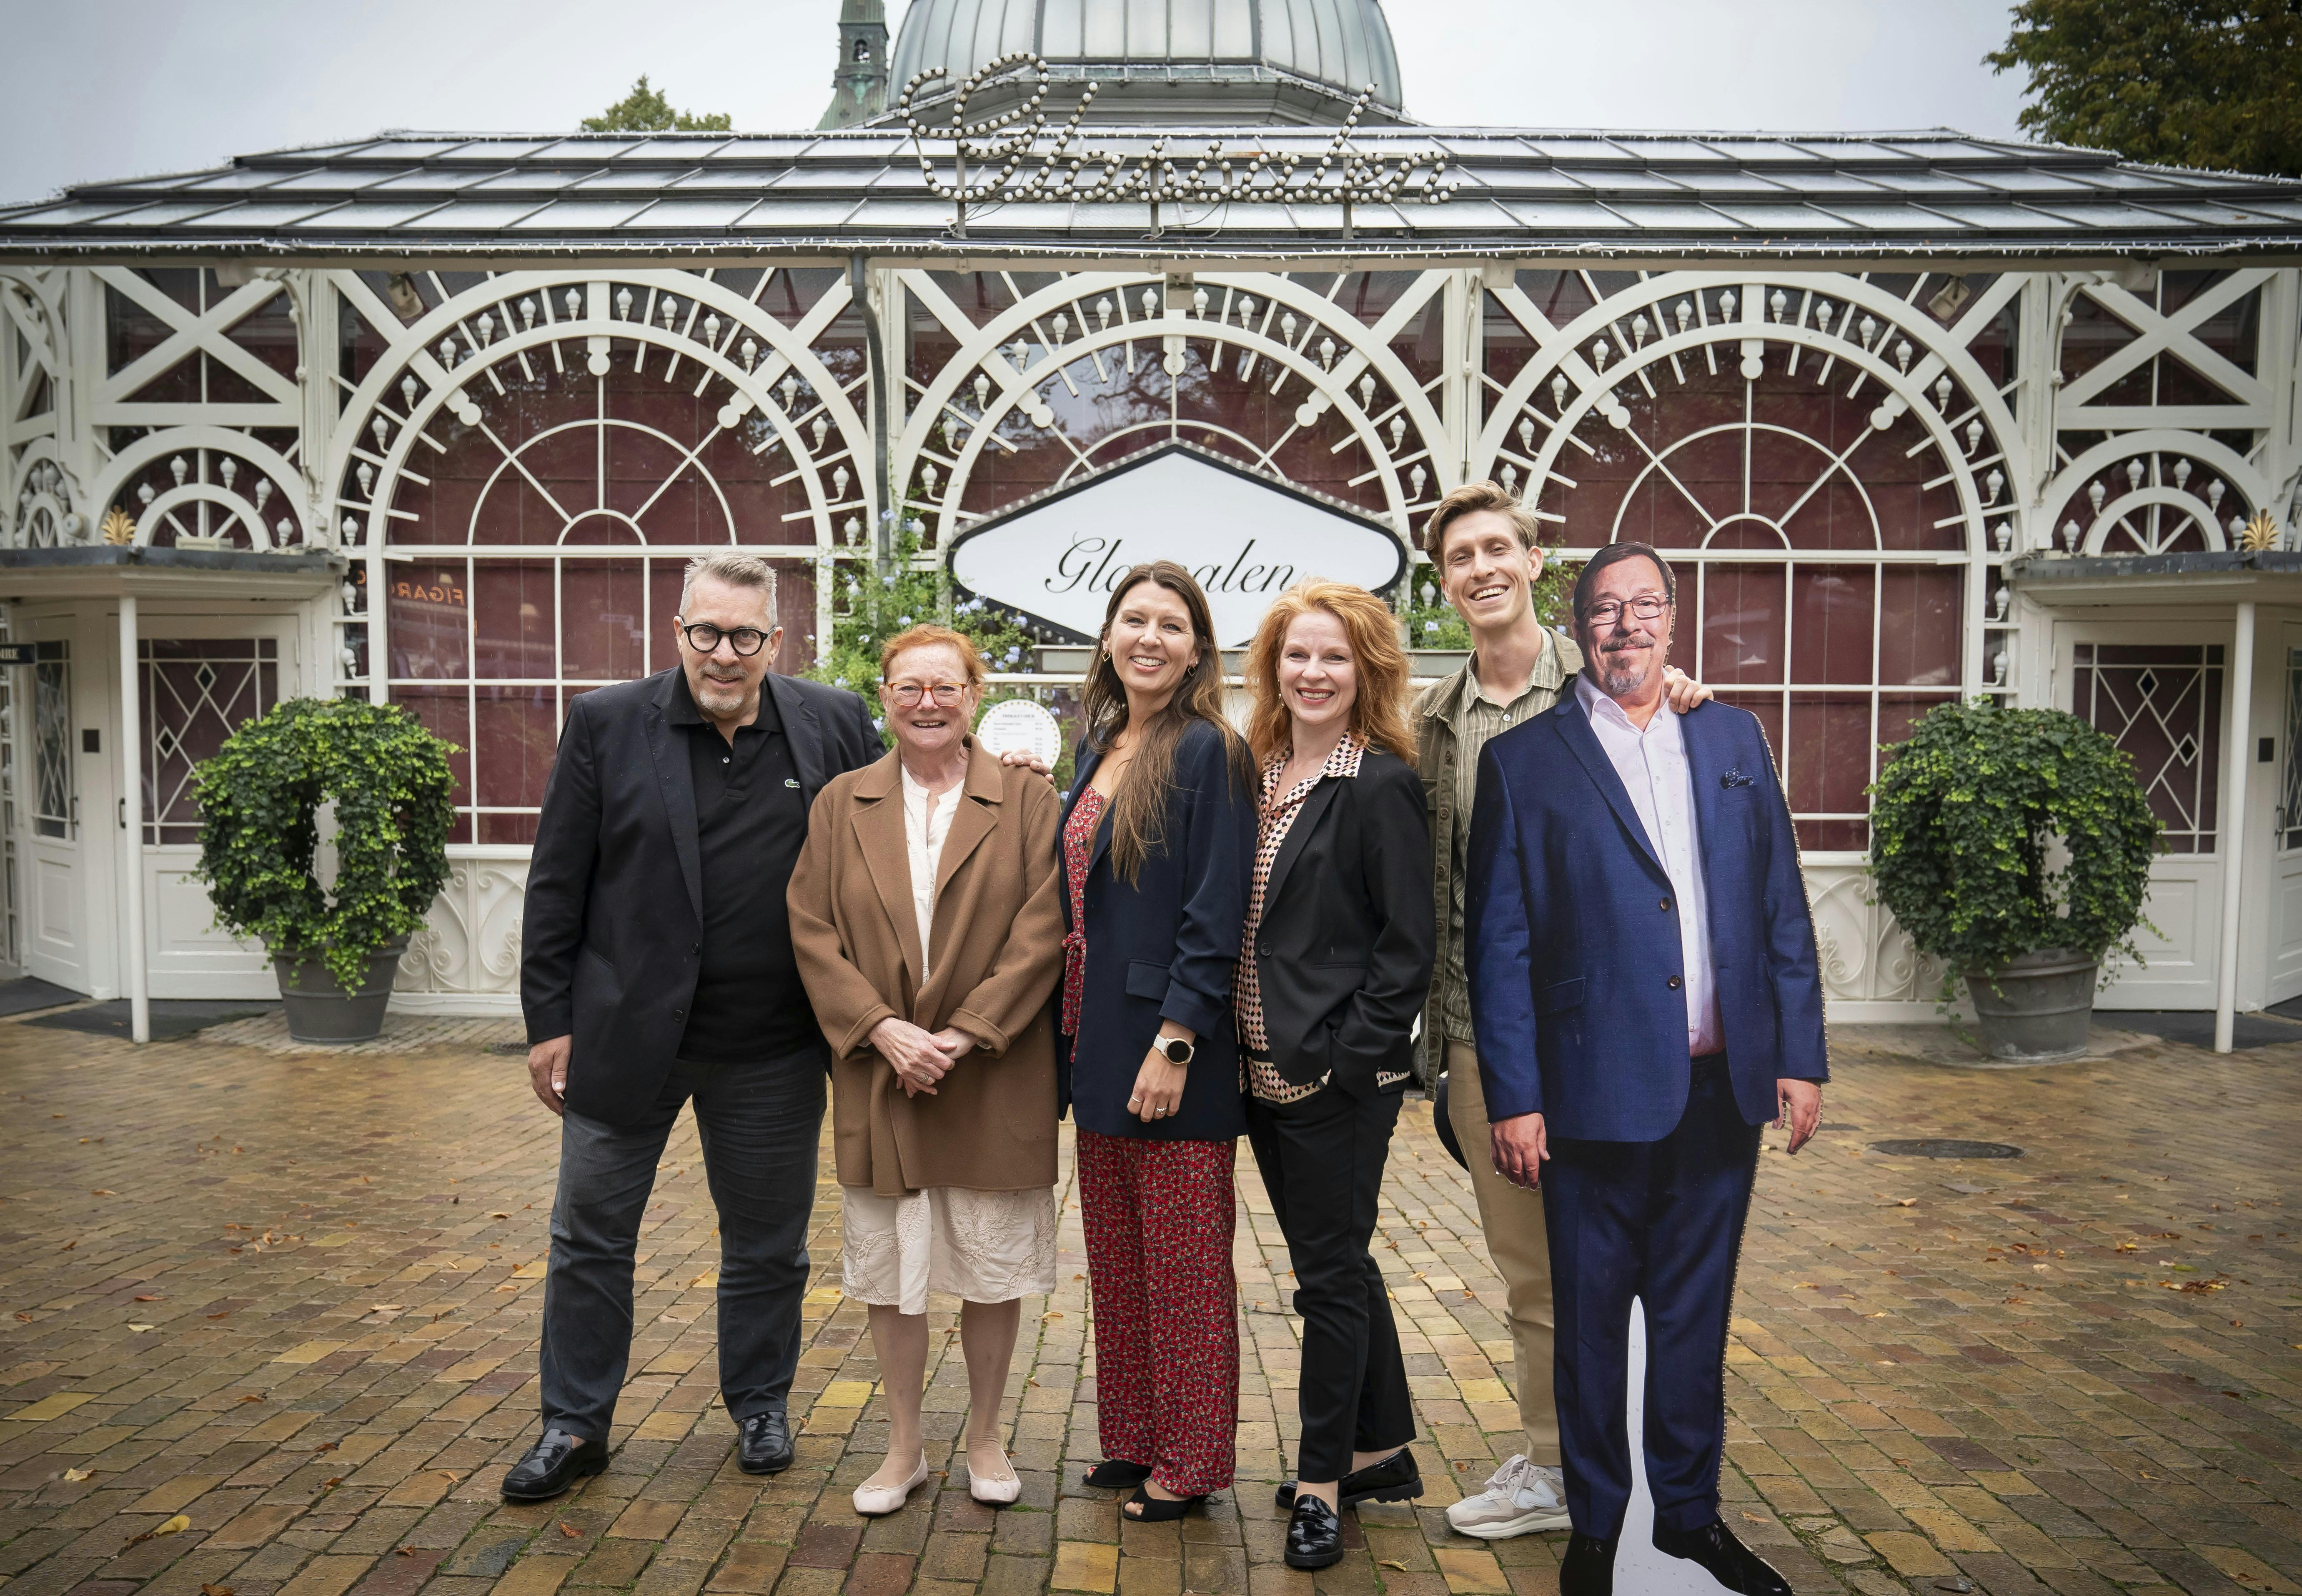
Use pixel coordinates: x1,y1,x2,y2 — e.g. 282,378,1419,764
884,0,1405,125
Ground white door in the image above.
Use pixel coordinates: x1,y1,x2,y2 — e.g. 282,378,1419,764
20,609,118,995
136,620,295,998
2269,623,2302,1005
2055,621,2232,1009
22,617,86,990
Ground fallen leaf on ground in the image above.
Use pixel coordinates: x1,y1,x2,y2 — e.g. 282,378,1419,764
559,1523,581,1538
91,1189,115,1196
134,1294,162,1302
62,1468,91,1481
490,1212,510,1219
14,1312,30,1322
312,1441,338,1452
1892,1198,1918,1207
202,1584,236,1595
1742,1512,1768,1523
236,1394,263,1403
130,1514,192,1543
1378,1560,1412,1571
207,1312,231,1320
129,1324,156,1333
396,1547,419,1557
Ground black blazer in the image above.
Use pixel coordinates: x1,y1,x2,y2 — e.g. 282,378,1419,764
521,666,883,1125
1247,748,1434,1094
1059,719,1257,1143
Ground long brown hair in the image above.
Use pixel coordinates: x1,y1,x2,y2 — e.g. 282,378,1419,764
1244,580,1415,764
1081,561,1253,882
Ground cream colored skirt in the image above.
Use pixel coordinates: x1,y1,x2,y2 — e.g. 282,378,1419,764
839,1184,1059,1317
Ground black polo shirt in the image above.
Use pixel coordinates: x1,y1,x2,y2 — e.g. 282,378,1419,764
667,671,819,1064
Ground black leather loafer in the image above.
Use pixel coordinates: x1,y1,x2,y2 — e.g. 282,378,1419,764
1653,1518,1791,1596
1559,1532,1618,1596
1285,1495,1345,1569
737,1410,794,1476
501,1427,607,1501
1273,1446,1425,1510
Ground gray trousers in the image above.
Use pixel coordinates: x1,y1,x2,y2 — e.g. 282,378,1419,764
538,1051,826,1441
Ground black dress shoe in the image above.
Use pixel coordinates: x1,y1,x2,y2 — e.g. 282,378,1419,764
1559,1532,1618,1596
1653,1518,1791,1596
1285,1496,1345,1570
1273,1446,1425,1510
737,1410,794,1476
501,1428,607,1501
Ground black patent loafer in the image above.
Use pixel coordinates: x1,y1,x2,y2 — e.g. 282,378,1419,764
1653,1518,1791,1596
1560,1532,1618,1596
736,1410,794,1476
1285,1495,1345,1569
501,1427,607,1501
1274,1445,1424,1510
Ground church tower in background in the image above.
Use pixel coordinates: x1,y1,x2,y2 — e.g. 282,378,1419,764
817,0,889,128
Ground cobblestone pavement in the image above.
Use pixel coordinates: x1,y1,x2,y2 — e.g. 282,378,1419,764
3,1015,2299,1596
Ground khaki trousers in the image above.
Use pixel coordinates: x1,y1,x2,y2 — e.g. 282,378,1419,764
1444,1039,1561,1467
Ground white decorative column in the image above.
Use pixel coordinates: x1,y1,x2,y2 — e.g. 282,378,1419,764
119,591,148,1042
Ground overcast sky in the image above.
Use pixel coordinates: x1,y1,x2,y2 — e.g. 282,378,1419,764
0,0,2032,205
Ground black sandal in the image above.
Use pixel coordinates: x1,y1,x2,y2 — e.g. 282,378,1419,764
1083,1460,1152,1489
1123,1485,1207,1521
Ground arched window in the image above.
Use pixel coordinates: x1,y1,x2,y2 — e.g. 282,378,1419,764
1482,269,2021,852
853,36,872,61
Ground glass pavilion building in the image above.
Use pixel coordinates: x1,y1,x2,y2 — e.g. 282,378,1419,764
1,0,2299,1043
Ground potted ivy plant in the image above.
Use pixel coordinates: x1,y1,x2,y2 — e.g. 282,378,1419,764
1869,699,2160,1061
192,698,456,1043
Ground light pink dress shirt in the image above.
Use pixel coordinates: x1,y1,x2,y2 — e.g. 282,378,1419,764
1573,674,1723,1057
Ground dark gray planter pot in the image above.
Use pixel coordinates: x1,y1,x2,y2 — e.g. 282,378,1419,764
272,937,409,1044
1963,947,2097,1062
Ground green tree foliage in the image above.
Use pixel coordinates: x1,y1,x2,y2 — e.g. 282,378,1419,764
1986,0,2302,178
1867,699,2160,996
192,699,457,992
582,75,733,133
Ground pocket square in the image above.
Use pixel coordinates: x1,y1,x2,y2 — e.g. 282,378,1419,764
1720,768,1754,789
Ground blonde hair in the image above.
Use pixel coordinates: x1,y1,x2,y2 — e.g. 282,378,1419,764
1244,579,1415,764
1422,479,1542,559
879,623,985,689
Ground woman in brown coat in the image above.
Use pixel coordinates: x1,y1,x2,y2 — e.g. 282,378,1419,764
787,624,1066,1517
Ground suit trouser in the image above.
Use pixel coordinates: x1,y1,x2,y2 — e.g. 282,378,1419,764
1543,1054,1760,1540
539,1051,826,1441
1444,1040,1562,1467
1245,1084,1417,1484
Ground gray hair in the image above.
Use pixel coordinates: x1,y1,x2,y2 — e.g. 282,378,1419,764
679,552,778,619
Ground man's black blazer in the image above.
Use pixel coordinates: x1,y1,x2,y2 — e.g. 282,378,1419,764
1244,746,1435,1094
521,666,882,1125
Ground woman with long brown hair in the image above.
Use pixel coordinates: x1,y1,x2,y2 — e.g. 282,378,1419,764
1237,580,1435,1569
1056,561,1256,1522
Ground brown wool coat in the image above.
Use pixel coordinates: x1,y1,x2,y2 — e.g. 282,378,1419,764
787,739,1066,1196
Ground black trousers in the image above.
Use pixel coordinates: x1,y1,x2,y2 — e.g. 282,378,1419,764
1245,1083,1415,1483
1543,1055,1761,1539
538,1050,826,1441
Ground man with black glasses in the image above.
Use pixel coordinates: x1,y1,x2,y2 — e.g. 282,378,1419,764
508,552,882,1500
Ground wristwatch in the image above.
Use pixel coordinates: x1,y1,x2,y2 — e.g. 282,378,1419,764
1155,1035,1196,1066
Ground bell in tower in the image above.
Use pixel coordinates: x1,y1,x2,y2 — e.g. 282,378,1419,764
817,0,889,129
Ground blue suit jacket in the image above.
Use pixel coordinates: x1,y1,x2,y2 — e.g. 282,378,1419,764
1464,686,1828,1143
1058,719,1257,1143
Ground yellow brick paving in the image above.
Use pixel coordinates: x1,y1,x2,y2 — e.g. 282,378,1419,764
2,1015,2299,1596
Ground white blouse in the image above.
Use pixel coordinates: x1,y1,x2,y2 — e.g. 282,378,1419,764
899,763,960,982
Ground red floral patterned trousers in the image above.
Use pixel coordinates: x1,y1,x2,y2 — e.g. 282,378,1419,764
1076,1129,1239,1496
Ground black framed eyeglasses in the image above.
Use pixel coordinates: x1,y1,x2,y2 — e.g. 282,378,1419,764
1582,594,1671,626
679,622,770,656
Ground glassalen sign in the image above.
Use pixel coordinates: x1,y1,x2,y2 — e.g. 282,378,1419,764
946,445,1408,649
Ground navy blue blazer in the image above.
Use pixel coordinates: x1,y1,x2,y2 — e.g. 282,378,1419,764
1463,685,1828,1143
1059,718,1257,1142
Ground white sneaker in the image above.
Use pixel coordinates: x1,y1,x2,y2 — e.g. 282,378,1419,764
1445,1455,1571,1539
